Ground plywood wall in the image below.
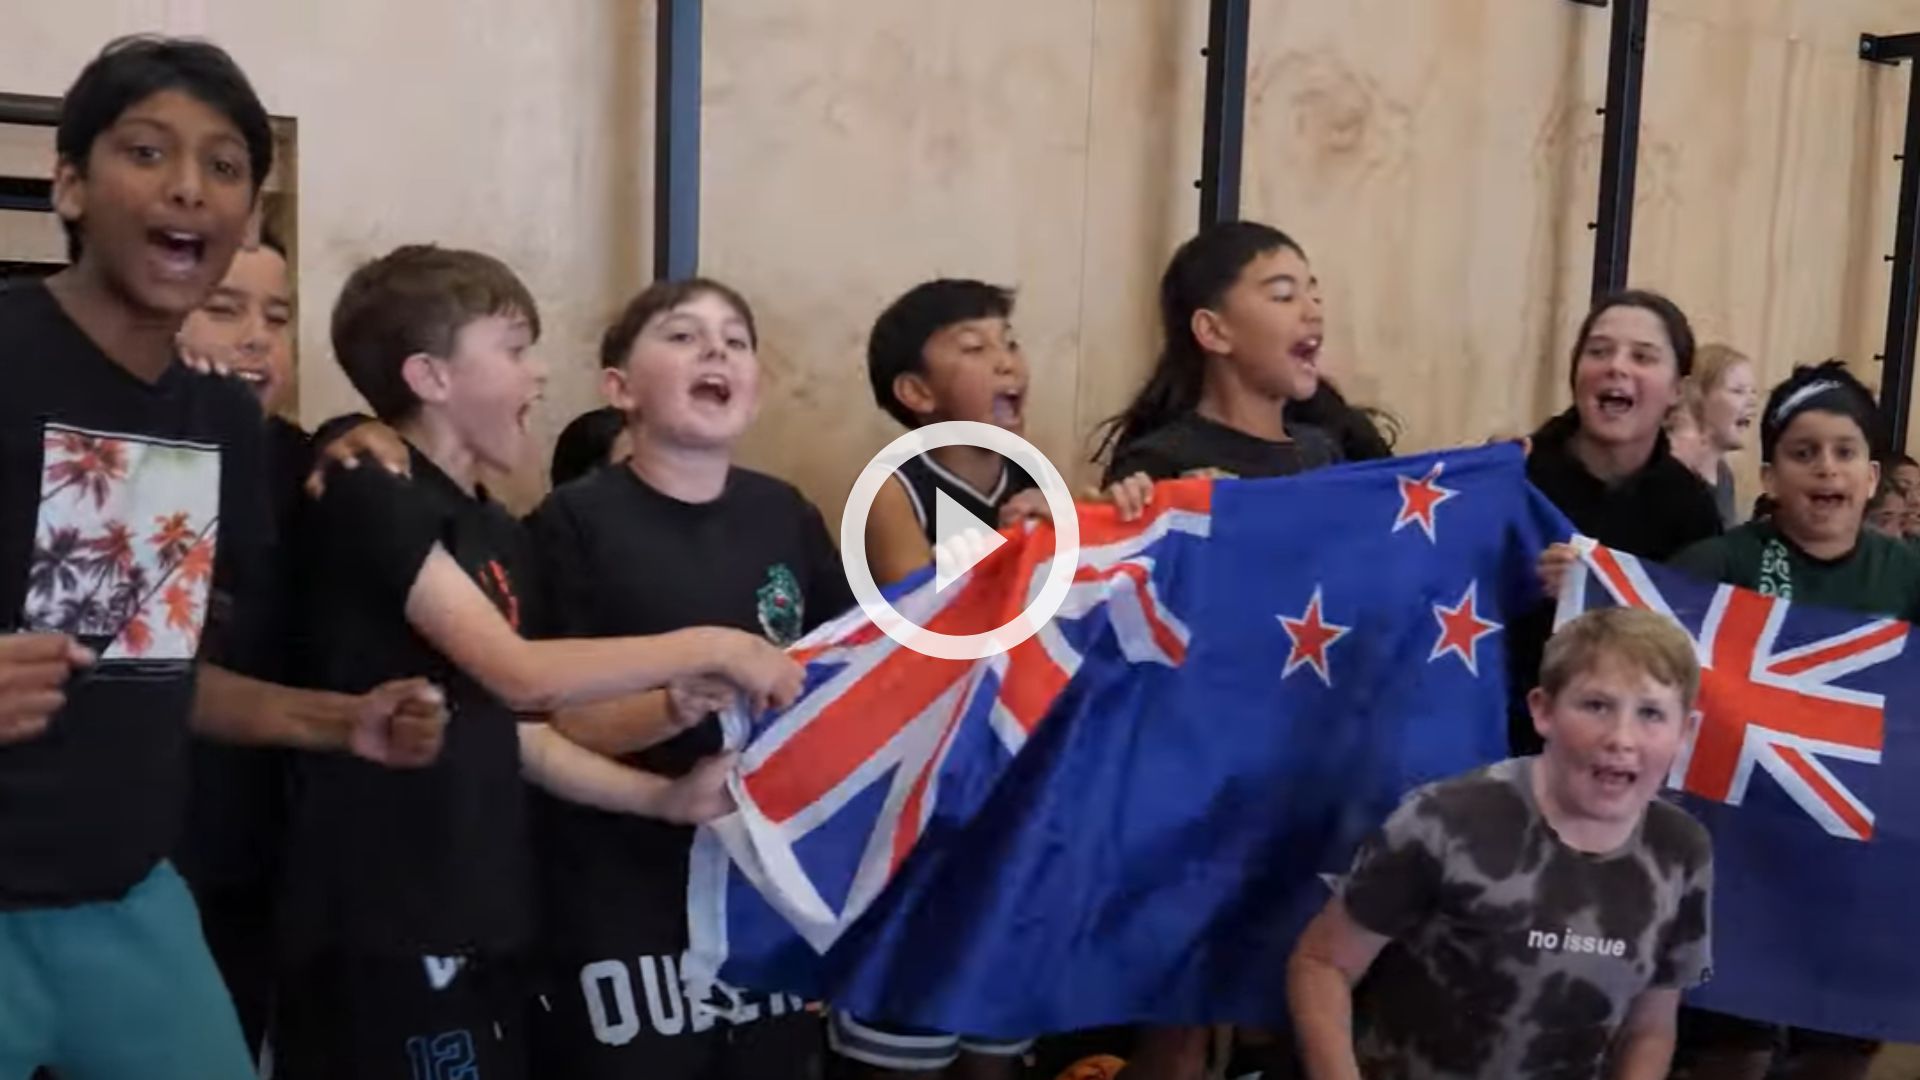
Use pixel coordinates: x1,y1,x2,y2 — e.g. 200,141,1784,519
9,1,1920,519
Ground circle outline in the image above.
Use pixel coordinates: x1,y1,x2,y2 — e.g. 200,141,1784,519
839,421,1081,661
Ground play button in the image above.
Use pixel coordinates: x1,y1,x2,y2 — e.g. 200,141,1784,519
931,489,1006,592
841,421,1081,661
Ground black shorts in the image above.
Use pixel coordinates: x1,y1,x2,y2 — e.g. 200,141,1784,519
530,953,823,1080
273,952,528,1080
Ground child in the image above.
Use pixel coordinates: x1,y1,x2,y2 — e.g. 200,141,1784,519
0,37,449,1079
1663,361,1913,1080
1288,606,1712,1079
170,228,304,1054
1867,478,1907,540
860,278,1047,584
521,278,848,1080
1514,292,1721,761
1095,221,1338,487
1665,345,1759,527
273,247,805,1080
835,276,1044,1078
1085,220,1342,1080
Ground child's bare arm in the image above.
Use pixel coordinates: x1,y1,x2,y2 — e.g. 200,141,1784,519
519,722,733,823
551,676,736,758
1608,989,1682,1080
1288,898,1392,1080
405,546,802,713
865,477,935,588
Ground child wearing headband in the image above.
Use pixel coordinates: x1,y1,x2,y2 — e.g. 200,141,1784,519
1667,359,1916,1079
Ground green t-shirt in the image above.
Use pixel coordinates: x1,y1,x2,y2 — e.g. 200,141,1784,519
1670,521,1920,621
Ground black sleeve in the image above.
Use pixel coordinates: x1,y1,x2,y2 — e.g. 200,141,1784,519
799,497,856,631
202,393,275,675
523,494,594,640
1104,442,1184,485
306,458,445,613
1339,790,1445,939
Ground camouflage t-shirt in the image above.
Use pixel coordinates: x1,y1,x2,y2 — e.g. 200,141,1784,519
1341,757,1713,1080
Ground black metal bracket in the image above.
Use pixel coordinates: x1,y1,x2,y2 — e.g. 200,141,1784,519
0,93,59,128
1197,0,1250,228
1862,32,1920,451
1580,0,1649,304
654,0,702,281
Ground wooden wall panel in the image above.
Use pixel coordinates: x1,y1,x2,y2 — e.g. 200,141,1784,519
9,0,1920,517
706,1,1101,519
1240,0,1600,454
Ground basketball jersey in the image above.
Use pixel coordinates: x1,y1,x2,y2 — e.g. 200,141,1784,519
893,452,1036,543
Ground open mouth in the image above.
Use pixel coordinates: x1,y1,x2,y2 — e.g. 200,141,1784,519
232,368,269,389
1591,764,1638,792
1291,335,1323,365
148,228,206,276
690,373,733,407
515,401,535,432
1594,388,1636,418
991,389,1024,427
1735,414,1755,431
1809,491,1848,512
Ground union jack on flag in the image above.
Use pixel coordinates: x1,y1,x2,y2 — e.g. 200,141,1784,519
1556,539,1920,1042
1556,540,1898,841
695,483,1213,958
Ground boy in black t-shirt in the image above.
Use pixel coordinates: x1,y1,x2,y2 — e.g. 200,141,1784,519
274,249,806,1080
525,279,848,1080
0,38,450,1080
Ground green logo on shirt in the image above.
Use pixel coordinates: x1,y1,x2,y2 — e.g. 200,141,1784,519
1759,538,1793,599
757,564,804,646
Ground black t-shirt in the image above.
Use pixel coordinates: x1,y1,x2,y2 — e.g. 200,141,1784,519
0,280,271,908
175,414,311,895
280,446,538,957
524,464,853,957
1508,409,1724,752
893,452,1035,543
1102,412,1341,485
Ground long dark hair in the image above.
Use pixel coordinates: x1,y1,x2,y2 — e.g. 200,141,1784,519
1093,221,1306,464
1286,377,1400,460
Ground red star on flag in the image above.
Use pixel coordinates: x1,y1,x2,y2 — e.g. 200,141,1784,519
1278,586,1349,685
1394,463,1459,542
1431,581,1501,676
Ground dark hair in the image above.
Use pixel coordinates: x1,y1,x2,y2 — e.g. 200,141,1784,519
56,35,274,261
254,225,287,261
1758,359,1883,464
601,277,757,369
867,279,1015,429
330,245,541,422
1095,221,1305,464
1285,377,1399,460
1899,454,1919,470
1569,289,1696,386
550,406,627,488
1751,493,1776,520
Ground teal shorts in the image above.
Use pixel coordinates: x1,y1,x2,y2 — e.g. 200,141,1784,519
0,860,255,1080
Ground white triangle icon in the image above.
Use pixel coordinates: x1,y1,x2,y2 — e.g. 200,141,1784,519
932,489,1006,593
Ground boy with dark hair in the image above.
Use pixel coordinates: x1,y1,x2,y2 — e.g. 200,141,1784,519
0,36,448,1078
844,277,1046,1077
274,249,805,1079
1664,361,1911,1080
524,276,847,1080
1289,607,1714,1080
